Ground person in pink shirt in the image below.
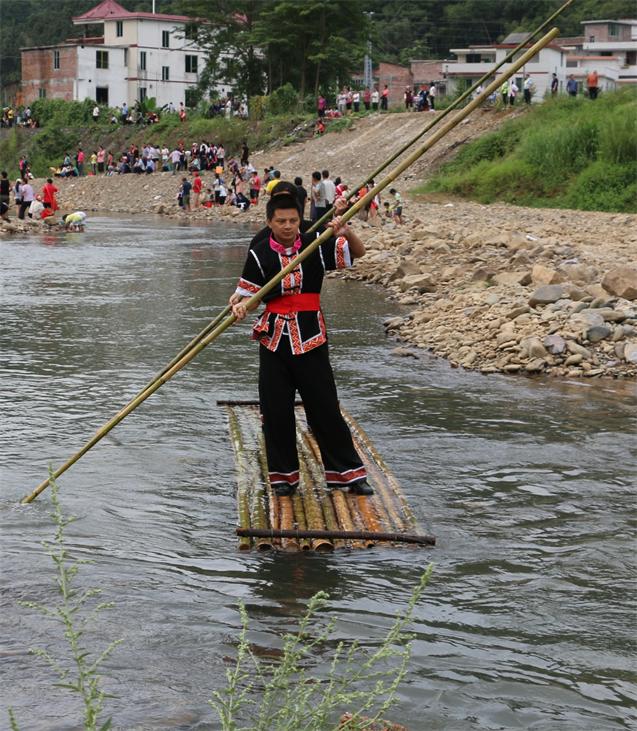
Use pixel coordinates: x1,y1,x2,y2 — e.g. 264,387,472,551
96,146,106,174
76,148,85,176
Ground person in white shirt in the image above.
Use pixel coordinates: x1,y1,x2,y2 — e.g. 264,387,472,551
321,170,336,207
508,81,519,106
428,82,437,110
371,87,380,111
170,148,181,174
18,180,34,219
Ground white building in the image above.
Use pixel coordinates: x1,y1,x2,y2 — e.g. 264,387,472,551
21,0,230,108
581,18,637,85
447,35,576,101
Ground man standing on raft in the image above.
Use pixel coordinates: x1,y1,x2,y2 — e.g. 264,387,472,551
231,186,373,497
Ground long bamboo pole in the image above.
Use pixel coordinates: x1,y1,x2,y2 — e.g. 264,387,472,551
236,528,436,547
131,0,573,397
20,27,560,505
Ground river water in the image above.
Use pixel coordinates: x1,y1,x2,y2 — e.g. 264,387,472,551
1,216,635,731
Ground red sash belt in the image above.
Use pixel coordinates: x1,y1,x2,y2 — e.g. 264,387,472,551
265,293,320,314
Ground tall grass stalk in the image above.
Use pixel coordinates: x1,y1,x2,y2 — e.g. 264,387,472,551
210,564,434,731
10,471,121,731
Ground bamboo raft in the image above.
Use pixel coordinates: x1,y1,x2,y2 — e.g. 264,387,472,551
221,400,435,552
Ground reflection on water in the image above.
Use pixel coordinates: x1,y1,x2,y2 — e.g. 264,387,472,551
1,216,636,730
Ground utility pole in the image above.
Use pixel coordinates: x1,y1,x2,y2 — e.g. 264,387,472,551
363,12,374,89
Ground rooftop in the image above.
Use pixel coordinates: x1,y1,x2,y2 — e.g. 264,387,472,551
72,0,191,24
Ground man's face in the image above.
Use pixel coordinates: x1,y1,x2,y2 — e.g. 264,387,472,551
268,208,301,246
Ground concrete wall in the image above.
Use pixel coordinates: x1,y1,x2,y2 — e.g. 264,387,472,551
21,46,78,103
583,21,634,43
76,46,128,106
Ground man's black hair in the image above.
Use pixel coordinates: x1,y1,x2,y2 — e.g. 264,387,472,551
294,176,303,185
322,170,329,178
266,191,301,220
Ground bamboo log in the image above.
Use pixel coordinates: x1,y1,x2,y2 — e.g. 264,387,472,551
236,528,436,547
21,27,560,504
343,409,418,530
298,432,343,550
279,497,299,551
296,435,333,552
303,429,366,549
226,408,253,551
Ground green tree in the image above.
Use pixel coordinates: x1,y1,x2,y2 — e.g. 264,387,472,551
177,0,264,99
253,0,368,100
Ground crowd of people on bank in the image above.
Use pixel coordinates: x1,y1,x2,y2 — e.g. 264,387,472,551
173,160,406,226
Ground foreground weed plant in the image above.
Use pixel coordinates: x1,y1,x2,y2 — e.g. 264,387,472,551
11,472,121,731
211,564,433,731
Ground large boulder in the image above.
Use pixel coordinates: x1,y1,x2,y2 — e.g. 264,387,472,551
399,274,436,293
602,267,637,300
493,270,532,287
532,264,564,285
529,284,566,307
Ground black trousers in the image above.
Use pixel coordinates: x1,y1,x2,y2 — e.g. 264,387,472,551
258,341,366,490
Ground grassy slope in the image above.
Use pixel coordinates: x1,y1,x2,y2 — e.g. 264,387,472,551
0,103,313,178
417,88,637,213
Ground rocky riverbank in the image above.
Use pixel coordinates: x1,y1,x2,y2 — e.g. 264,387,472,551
342,199,637,379
2,113,635,380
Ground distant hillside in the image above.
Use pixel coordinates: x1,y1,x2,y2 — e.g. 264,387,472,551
419,88,637,213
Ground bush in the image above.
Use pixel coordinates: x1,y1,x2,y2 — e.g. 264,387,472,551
563,161,637,212
268,83,300,115
421,87,637,213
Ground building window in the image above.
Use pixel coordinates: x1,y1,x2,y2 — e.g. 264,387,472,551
53,50,60,70
528,52,540,63
139,87,147,102
124,48,128,66
39,88,46,99
589,35,595,42
162,66,170,81
185,22,197,41
608,23,619,37
185,87,200,107
139,51,146,71
185,54,198,74
116,20,123,37
466,53,482,63
96,86,109,104
96,50,109,69
162,30,170,48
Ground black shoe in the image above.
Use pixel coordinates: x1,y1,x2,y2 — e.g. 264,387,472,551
349,481,374,496
274,485,296,497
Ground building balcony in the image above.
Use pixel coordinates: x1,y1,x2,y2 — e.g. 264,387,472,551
583,41,637,51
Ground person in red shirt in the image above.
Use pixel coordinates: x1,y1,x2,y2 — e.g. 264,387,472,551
192,171,203,207
587,69,599,100
41,178,59,211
